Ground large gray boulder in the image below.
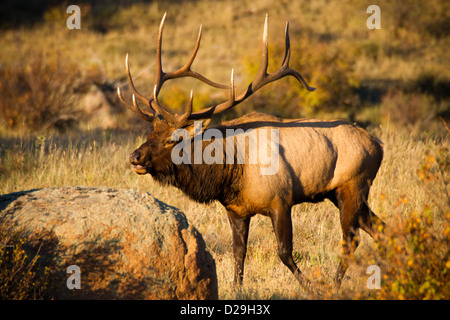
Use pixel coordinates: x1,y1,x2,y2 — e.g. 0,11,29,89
0,187,217,299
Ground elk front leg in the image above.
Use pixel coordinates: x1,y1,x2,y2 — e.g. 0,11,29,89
227,210,251,286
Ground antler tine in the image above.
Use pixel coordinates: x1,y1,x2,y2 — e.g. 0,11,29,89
252,15,315,92
159,21,229,90
132,94,156,122
224,68,236,108
117,87,134,110
154,12,167,94
116,53,157,122
125,54,153,108
186,90,194,116
277,21,316,92
256,13,269,81
176,24,202,74
281,21,291,68
184,68,236,121
117,87,156,122
210,68,236,111
151,84,178,127
172,90,194,128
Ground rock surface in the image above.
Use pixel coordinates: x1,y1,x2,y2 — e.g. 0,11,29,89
0,187,217,299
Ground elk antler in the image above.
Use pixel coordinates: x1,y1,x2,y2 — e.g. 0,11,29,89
117,13,315,127
185,14,315,123
117,12,228,125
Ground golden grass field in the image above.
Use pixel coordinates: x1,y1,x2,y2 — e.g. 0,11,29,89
1,125,448,299
1,0,449,299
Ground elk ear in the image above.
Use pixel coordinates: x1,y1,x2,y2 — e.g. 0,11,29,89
161,119,211,148
183,118,211,139
161,119,210,148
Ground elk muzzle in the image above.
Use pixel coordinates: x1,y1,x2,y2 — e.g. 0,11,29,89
129,151,148,175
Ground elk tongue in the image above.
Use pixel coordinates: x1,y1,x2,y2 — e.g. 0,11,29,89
133,165,147,175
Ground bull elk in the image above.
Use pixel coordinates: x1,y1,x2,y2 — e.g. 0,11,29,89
117,13,385,293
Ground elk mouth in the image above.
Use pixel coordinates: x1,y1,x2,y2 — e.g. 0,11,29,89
133,164,149,175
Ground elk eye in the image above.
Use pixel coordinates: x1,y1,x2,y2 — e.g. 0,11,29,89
163,139,176,148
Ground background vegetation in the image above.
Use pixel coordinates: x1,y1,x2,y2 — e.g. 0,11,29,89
0,0,449,299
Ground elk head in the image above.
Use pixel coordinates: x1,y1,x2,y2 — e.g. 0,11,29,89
117,13,315,175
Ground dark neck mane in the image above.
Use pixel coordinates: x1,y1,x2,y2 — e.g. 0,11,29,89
150,157,242,205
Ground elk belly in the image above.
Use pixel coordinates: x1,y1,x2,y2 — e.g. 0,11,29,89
228,127,280,176
257,128,280,176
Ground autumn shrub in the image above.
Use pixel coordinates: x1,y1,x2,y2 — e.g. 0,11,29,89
383,0,450,39
355,141,450,300
0,221,58,299
381,90,447,133
366,210,450,300
417,147,450,209
0,50,84,131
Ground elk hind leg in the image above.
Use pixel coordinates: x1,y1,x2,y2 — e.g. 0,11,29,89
334,185,364,287
358,202,385,240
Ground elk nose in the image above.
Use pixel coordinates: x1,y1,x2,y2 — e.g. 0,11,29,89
129,151,141,165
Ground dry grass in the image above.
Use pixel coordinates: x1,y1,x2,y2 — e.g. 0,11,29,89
1,0,449,299
1,126,448,299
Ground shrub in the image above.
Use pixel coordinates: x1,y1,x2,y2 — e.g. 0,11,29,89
370,210,450,300
417,147,450,209
0,50,83,132
353,143,450,300
381,90,438,133
0,222,58,299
